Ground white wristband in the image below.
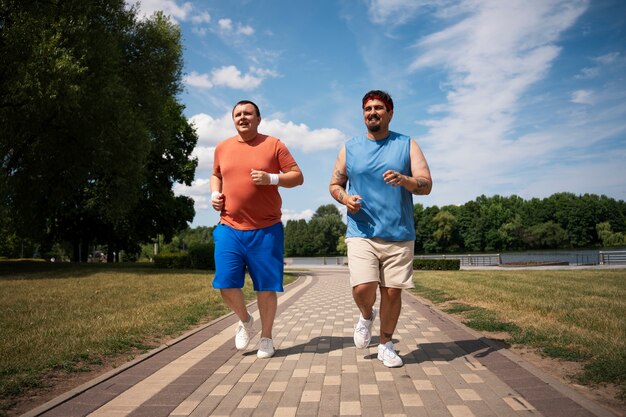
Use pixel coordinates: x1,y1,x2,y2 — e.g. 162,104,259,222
269,173,279,185
211,191,221,201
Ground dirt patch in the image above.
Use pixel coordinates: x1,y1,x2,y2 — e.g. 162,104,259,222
3,352,139,417
479,331,625,417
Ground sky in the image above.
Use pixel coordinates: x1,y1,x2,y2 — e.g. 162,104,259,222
129,0,626,228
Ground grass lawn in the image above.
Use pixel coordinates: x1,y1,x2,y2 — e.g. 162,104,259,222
0,262,297,415
411,269,626,400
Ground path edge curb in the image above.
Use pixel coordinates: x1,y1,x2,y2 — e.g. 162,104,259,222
403,289,619,417
19,275,307,417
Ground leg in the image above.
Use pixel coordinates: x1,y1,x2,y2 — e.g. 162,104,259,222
352,282,379,348
352,282,378,319
379,286,403,344
220,288,251,322
257,291,277,339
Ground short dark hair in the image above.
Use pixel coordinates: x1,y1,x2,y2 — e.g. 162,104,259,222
362,90,393,111
232,100,261,117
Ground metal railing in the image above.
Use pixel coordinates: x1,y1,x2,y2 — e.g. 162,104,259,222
599,251,626,265
285,257,347,266
414,254,501,266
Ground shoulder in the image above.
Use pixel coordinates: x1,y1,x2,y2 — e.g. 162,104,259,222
259,134,283,147
346,134,365,146
215,136,238,149
389,131,410,141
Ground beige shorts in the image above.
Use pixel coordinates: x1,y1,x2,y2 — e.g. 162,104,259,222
346,237,415,289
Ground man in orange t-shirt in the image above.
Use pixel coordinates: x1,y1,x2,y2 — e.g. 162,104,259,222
211,100,304,359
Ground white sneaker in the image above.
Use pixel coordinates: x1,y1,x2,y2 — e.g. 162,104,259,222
354,307,377,349
257,337,275,359
235,315,254,350
378,341,403,367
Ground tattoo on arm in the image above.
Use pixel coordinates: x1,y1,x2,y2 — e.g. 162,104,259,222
331,186,345,203
412,178,430,194
333,169,347,182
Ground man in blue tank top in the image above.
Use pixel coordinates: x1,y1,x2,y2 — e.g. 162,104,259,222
329,90,432,367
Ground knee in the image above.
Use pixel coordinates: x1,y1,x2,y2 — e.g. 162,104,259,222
381,287,403,298
353,283,377,299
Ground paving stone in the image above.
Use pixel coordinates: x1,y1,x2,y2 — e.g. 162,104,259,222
28,270,611,417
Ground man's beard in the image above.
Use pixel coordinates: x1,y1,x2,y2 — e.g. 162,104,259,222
367,116,381,132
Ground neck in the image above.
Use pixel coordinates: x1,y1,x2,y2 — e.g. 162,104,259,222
238,132,258,142
366,128,389,141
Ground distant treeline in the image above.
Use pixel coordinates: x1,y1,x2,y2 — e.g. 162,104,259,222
282,192,626,256
6,192,624,261
414,192,626,253
157,192,626,258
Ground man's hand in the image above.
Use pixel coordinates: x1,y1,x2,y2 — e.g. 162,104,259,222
345,195,363,214
250,169,274,185
211,191,224,211
383,170,405,187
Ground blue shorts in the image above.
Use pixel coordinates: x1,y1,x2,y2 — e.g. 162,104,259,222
212,222,284,292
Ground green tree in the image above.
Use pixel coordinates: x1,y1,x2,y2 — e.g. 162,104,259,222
311,204,342,219
498,215,526,251
415,205,440,253
336,235,347,256
456,201,483,252
596,222,626,247
284,219,313,256
0,2,196,260
523,221,569,249
432,210,459,252
308,205,346,256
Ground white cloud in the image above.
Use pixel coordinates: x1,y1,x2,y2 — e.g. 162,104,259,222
216,18,254,36
210,66,263,90
237,24,255,36
192,27,208,36
191,10,211,24
366,0,426,25
282,208,314,222
190,111,347,152
594,52,620,65
173,178,211,209
575,67,600,79
184,71,213,88
129,0,214,34
571,89,594,105
407,0,590,202
575,51,620,79
261,119,347,152
218,18,232,31
191,146,216,171
189,113,235,146
129,0,193,21
184,65,278,91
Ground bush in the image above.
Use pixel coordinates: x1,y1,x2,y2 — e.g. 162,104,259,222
153,252,190,269
188,243,215,270
413,259,460,270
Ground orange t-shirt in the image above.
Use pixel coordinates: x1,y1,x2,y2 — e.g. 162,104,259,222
213,134,298,230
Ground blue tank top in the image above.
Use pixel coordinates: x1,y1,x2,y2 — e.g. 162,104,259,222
345,132,415,241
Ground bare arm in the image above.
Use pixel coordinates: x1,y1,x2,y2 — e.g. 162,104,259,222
250,164,304,188
279,165,304,188
210,173,224,211
329,145,362,214
383,139,432,195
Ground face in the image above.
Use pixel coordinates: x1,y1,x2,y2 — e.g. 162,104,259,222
232,103,261,136
363,98,392,133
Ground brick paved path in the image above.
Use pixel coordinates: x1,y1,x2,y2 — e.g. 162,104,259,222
24,268,616,417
